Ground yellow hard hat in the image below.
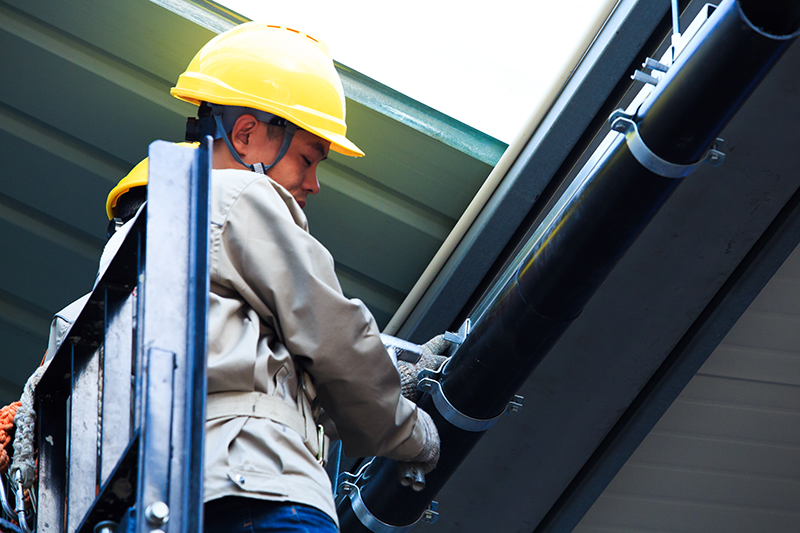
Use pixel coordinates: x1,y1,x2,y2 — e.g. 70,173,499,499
106,157,148,220
170,23,364,158
106,142,199,219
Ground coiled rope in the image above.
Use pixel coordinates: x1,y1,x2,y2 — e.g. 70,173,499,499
0,403,20,475
9,360,49,492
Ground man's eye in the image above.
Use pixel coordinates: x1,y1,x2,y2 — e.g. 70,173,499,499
302,156,312,167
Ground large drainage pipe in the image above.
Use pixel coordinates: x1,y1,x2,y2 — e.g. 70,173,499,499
338,1,800,530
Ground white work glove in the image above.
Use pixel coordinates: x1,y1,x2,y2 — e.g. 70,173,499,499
397,408,440,491
397,334,453,403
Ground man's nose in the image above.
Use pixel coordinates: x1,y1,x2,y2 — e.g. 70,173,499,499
306,172,320,195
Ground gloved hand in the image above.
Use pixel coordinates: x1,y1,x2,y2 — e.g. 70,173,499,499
397,408,439,491
397,334,453,403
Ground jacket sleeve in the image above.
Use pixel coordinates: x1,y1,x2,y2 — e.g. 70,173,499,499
213,177,426,460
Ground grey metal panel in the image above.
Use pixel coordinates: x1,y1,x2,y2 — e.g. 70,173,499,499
100,291,134,486
719,312,800,353
0,123,116,239
335,266,404,329
0,320,42,403
577,496,800,533
338,100,496,220
701,344,800,385
136,348,175,533
630,429,800,478
0,219,96,311
3,0,215,84
67,346,100,532
0,25,188,163
37,396,68,533
307,186,447,294
657,399,800,444
605,463,800,511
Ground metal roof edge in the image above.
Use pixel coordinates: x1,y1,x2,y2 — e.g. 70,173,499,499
334,63,507,166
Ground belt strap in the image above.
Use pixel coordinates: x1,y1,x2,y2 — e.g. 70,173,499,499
206,390,328,463
207,391,308,439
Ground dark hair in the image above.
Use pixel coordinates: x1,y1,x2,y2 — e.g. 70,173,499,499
115,186,147,223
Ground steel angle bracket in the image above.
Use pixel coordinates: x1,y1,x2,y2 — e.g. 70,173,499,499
609,110,725,178
343,482,438,533
442,318,471,348
418,360,524,432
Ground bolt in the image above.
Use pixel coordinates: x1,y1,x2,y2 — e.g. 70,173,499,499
417,380,434,392
611,120,627,133
93,521,118,533
421,509,439,524
145,501,170,526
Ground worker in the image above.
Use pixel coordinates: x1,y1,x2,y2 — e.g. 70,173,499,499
100,22,446,532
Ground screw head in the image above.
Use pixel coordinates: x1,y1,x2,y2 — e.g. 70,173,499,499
421,509,439,524
145,501,170,526
93,521,118,533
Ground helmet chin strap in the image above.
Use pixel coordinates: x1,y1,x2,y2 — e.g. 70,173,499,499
211,105,297,175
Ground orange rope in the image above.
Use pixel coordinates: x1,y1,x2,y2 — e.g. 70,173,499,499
0,402,21,475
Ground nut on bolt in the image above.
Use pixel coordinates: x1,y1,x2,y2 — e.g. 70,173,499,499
145,501,170,526
93,521,118,533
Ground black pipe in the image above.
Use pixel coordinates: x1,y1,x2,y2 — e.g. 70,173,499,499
338,1,800,530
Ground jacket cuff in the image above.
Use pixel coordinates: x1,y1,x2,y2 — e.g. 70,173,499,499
383,407,427,462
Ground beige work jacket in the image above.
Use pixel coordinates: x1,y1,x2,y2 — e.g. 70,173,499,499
45,169,427,524
204,169,427,522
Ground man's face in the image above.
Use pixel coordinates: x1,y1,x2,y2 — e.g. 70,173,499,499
254,126,330,208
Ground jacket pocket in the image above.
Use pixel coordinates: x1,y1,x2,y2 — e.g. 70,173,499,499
227,468,288,497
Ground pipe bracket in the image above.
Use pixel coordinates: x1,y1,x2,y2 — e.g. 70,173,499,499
442,318,471,347
609,110,725,178
418,361,523,432
345,482,438,533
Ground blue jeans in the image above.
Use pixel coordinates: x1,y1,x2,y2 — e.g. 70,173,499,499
204,497,338,533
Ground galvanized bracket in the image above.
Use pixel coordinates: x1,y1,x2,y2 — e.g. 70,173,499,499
418,360,524,432
442,318,471,347
337,456,375,492
609,110,725,178
380,334,424,364
343,481,438,533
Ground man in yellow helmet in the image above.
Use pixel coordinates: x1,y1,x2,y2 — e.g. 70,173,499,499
43,22,446,533
166,23,443,532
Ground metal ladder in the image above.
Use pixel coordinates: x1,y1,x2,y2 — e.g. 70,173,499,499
32,140,211,533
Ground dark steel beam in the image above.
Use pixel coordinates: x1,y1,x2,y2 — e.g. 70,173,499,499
338,1,800,530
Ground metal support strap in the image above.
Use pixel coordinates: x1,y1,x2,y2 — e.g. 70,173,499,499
609,110,725,178
342,482,438,533
418,360,524,432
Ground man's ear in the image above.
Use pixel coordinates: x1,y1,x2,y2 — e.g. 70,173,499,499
230,114,260,156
